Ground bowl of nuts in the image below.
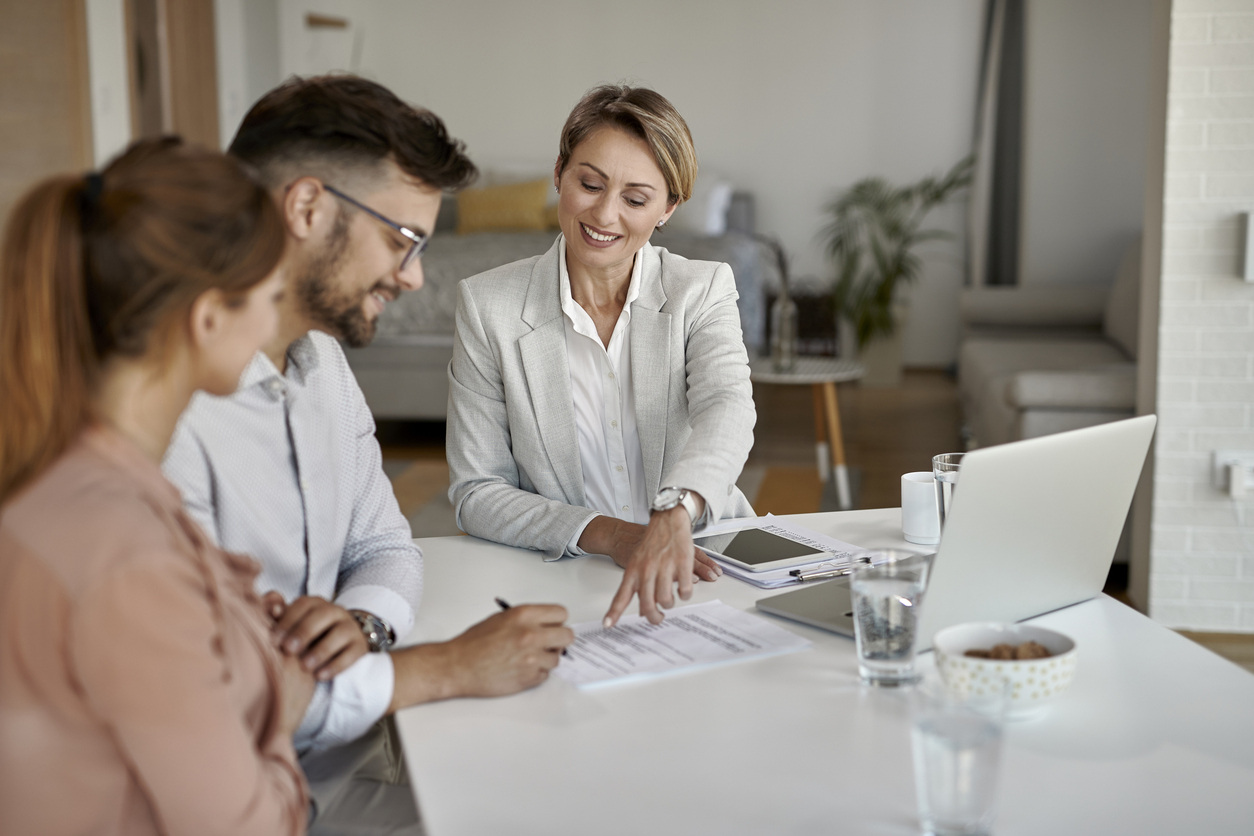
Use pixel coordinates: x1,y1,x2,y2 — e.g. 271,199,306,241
932,622,1077,719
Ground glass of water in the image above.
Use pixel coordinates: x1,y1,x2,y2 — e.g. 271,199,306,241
932,453,964,531
911,682,1007,836
849,554,929,686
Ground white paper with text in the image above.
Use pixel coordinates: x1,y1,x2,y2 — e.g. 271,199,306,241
553,600,810,688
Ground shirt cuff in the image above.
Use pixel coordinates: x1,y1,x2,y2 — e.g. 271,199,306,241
689,491,713,532
555,513,599,562
295,652,394,753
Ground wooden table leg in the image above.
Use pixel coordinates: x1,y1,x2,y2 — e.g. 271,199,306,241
812,385,830,483
821,381,852,510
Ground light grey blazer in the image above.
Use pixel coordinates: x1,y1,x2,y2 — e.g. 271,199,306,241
447,235,756,558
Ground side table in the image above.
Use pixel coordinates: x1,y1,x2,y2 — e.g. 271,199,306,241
749,356,866,510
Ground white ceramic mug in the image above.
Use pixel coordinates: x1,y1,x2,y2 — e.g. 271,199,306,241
901,472,941,545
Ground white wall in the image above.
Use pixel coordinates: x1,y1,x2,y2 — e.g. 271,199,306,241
1149,0,1254,632
263,0,984,366
215,0,281,150
84,0,131,166
1019,0,1155,287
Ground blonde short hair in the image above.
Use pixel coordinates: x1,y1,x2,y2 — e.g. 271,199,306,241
556,84,697,206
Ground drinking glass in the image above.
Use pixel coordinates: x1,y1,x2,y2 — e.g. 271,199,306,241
849,554,929,686
911,682,1007,836
932,453,964,531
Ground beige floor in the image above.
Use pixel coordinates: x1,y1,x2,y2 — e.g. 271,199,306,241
378,369,1254,675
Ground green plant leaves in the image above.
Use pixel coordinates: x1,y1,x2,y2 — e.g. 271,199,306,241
821,155,974,350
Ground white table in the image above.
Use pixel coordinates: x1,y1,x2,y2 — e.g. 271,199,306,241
749,356,865,509
397,509,1254,835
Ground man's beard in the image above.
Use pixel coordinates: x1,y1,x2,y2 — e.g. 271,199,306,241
297,210,378,348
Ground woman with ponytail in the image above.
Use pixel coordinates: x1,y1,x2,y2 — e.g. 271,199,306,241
0,138,310,834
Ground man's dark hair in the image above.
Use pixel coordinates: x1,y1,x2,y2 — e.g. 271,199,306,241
229,74,477,192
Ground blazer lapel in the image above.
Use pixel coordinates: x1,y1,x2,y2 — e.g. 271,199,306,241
519,239,585,505
631,246,671,497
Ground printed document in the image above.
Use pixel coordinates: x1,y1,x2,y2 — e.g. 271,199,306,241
554,600,810,688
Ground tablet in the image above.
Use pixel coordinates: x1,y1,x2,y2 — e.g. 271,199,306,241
695,528,832,573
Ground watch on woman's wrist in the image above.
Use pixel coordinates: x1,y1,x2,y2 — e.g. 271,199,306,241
651,486,700,530
349,610,395,653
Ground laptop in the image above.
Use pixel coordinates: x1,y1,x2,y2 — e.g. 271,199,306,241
755,414,1157,650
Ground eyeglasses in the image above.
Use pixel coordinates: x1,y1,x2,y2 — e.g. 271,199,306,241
324,184,429,272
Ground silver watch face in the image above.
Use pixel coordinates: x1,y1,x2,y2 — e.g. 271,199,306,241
652,487,684,511
352,611,394,652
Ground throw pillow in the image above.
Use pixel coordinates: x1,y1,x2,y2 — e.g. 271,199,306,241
667,172,734,236
456,179,549,235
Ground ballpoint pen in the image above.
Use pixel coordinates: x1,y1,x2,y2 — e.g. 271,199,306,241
496,597,569,655
789,555,873,582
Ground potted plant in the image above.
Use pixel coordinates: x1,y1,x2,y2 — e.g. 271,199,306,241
820,156,974,382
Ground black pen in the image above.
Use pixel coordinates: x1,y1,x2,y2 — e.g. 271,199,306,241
496,597,568,656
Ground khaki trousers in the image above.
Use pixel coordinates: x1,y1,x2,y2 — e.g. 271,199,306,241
299,717,424,836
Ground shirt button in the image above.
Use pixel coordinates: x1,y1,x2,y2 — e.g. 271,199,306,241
621,505,630,512
608,371,615,379
616,465,624,472
611,420,618,428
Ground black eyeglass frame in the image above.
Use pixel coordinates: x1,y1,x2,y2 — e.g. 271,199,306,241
324,184,429,272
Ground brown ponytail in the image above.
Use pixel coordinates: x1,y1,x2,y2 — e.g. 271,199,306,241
0,137,285,503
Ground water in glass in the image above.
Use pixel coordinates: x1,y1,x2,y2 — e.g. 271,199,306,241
850,567,926,686
912,709,1003,836
932,453,964,530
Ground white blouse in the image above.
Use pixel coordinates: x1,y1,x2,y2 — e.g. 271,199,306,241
558,241,651,553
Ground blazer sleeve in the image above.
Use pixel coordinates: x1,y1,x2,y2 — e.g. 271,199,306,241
447,279,597,558
662,260,756,523
70,551,308,836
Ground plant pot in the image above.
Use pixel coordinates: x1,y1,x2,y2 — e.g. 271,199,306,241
858,331,905,388
838,303,907,387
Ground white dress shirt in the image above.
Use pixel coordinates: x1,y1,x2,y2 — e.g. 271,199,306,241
163,331,422,753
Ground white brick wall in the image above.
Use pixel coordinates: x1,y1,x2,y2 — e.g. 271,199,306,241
1151,0,1254,631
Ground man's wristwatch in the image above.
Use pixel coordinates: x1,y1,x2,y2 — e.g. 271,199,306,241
651,486,700,530
349,610,396,653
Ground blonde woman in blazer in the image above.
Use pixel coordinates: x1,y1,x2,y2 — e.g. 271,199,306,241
448,85,755,628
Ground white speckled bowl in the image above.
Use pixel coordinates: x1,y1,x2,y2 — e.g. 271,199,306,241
933,622,1077,720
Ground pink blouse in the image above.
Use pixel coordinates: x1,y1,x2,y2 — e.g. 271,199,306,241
0,426,308,835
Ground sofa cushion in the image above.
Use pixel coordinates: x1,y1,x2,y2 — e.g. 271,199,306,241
959,337,1132,446
1103,241,1141,360
1019,409,1135,441
959,337,1129,409
1007,365,1136,410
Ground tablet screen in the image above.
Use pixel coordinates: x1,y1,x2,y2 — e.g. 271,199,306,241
696,528,825,566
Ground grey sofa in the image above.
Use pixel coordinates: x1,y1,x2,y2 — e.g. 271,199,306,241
957,240,1141,449
344,193,781,421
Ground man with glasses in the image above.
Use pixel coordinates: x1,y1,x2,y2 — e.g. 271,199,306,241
164,75,573,835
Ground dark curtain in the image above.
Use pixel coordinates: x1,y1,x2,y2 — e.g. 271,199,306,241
971,0,1025,287
987,0,1024,286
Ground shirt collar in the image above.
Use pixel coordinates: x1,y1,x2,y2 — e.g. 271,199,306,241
558,236,645,325
238,332,322,400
